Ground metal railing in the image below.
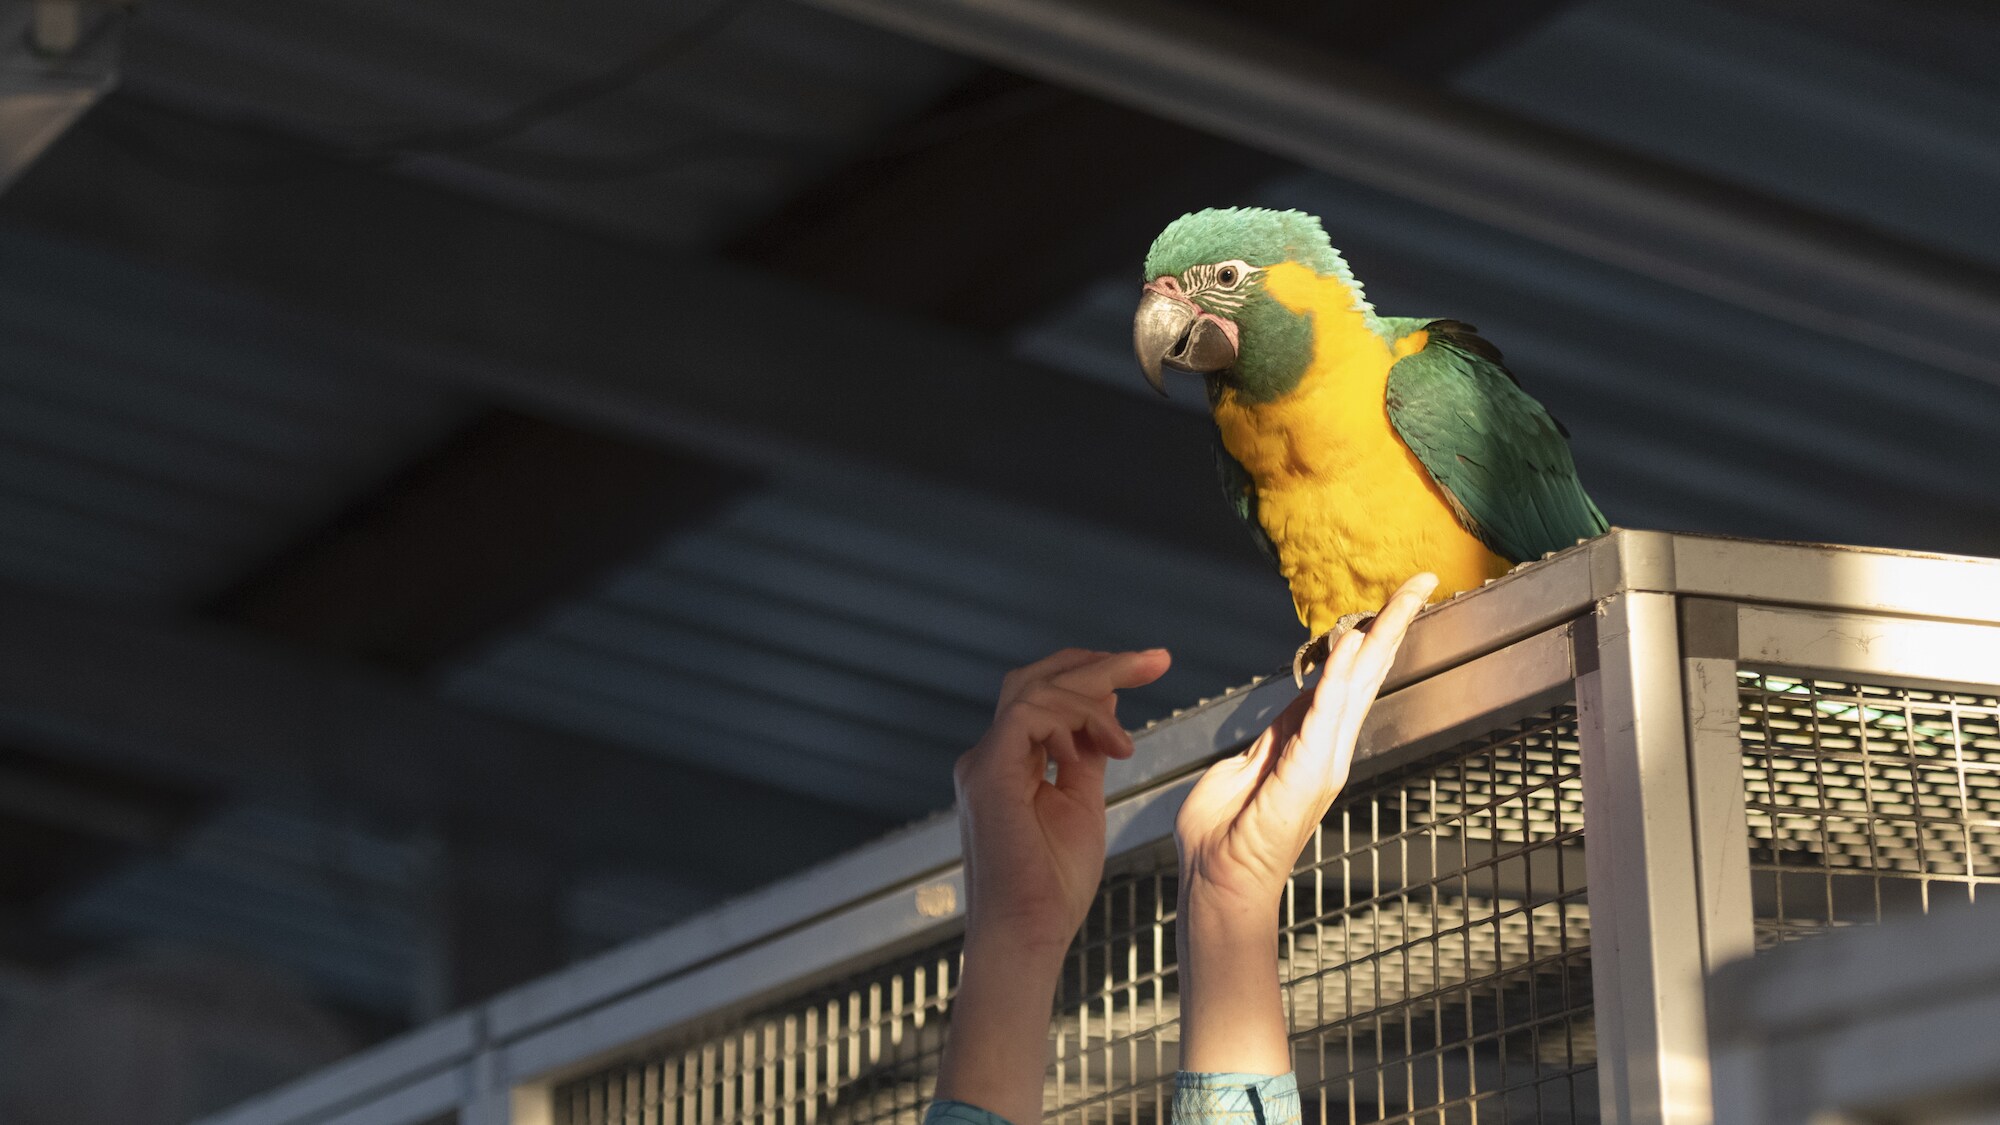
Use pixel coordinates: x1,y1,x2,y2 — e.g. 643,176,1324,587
194,530,2000,1125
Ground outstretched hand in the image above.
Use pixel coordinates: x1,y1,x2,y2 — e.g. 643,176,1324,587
1173,572,1437,1074
1177,572,1436,916
937,647,1171,1125
954,647,1173,956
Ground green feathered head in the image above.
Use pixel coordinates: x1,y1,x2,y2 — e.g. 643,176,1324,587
1134,207,1378,403
1143,207,1343,279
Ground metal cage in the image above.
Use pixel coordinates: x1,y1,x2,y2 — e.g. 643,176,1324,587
195,531,2000,1125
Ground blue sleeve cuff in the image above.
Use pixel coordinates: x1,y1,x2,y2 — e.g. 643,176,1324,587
1172,1071,1300,1125
924,1099,1018,1125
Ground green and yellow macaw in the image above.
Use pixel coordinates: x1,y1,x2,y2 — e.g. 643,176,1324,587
1132,207,1606,680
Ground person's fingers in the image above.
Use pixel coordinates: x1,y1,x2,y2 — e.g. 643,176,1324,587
1287,589,1423,798
1319,626,1367,696
1286,627,1366,771
1088,711,1136,760
1019,682,1135,759
1053,737,1110,803
1014,702,1082,770
982,699,1082,779
1291,573,1438,788
1059,700,1132,764
1049,648,1172,698
1351,573,1437,693
1242,691,1309,775
1268,706,1343,802
997,648,1106,714
993,682,1132,776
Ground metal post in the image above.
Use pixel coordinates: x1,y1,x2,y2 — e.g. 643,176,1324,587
1577,593,1712,1125
1677,599,1757,973
458,1046,503,1125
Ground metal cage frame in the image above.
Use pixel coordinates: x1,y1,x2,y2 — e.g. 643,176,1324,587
194,530,2000,1125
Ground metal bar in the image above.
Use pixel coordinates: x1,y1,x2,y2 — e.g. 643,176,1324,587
1652,536,2000,626
495,778,1189,1086
196,1016,480,1125
300,1067,467,1125
463,1055,559,1125
1383,540,1598,693
1360,619,1574,767
1577,593,1712,1125
1678,599,1757,974
795,0,2000,388
1736,605,2000,693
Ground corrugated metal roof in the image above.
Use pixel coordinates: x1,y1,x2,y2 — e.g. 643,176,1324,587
119,0,975,246
444,479,1298,818
52,803,424,1017
1456,0,2000,270
0,226,470,605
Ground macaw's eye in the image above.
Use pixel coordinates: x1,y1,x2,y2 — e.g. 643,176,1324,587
1218,265,1238,286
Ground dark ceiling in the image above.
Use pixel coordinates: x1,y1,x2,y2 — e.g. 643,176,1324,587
0,0,1997,1117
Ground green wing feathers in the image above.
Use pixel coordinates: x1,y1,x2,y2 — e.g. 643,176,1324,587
1213,432,1281,571
1386,320,1607,563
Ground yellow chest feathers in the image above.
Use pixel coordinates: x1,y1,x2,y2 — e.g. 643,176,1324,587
1210,262,1508,630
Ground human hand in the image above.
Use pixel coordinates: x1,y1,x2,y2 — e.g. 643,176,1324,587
1172,573,1435,1074
936,647,1170,1125
1177,573,1436,922
954,647,1173,957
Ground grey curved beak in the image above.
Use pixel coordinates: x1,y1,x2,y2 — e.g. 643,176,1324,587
1133,290,1237,397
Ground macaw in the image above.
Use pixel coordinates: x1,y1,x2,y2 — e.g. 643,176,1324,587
1132,207,1606,682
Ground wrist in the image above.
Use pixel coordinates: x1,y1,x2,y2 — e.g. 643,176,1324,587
1177,893,1279,987
963,910,1078,967
961,930,1072,986
1179,881,1281,945
1174,885,1289,1076
937,930,1065,1125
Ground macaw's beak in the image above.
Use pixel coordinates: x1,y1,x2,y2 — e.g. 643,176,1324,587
1133,287,1238,397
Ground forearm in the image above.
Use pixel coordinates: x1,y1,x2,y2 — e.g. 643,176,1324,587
935,936,1065,1125
1176,889,1290,1076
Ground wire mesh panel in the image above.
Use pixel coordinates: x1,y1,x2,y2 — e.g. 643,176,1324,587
1047,856,1178,1125
551,940,962,1125
555,707,1595,1125
1283,707,1595,1125
1738,671,2000,949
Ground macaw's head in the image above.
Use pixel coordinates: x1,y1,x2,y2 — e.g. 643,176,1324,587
1134,207,1370,403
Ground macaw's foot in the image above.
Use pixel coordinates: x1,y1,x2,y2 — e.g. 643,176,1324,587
1291,612,1379,687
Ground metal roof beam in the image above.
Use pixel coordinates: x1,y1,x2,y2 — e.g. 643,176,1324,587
211,409,765,672
794,0,2000,387
0,0,118,193
0,94,1262,566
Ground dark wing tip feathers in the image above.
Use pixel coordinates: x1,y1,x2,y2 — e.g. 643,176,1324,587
1421,318,1569,438
1422,320,1505,367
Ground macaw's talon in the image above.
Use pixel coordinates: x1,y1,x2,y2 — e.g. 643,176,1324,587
1291,612,1379,688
